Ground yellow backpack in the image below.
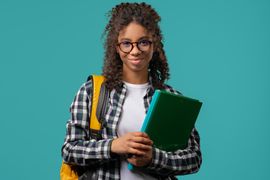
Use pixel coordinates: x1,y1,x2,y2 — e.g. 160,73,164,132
60,75,108,180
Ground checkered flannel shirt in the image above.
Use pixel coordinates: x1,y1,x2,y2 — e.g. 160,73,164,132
62,78,202,180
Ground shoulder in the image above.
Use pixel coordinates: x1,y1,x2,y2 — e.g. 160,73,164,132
69,78,93,111
84,78,93,95
162,84,183,95
74,78,93,100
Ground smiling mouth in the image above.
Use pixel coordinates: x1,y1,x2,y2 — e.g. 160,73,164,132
129,58,143,65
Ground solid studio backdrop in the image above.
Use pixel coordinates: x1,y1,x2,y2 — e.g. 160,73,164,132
0,0,269,179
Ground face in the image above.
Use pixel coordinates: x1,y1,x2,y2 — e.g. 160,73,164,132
117,22,154,77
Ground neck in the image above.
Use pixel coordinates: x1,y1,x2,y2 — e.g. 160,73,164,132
122,71,148,84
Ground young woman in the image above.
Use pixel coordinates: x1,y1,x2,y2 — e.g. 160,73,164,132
62,2,202,180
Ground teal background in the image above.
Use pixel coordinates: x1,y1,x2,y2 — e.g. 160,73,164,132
0,0,269,179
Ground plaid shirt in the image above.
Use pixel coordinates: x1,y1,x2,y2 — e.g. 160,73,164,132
62,78,202,180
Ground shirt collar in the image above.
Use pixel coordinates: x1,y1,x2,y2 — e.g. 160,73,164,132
117,75,156,97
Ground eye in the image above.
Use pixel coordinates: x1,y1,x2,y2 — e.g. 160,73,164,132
121,41,131,47
138,40,151,46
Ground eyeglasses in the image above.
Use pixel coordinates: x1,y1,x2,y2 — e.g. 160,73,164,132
117,40,152,53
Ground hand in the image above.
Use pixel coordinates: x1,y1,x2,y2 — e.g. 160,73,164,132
127,147,153,167
111,132,153,156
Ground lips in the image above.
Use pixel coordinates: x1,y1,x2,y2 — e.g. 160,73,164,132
129,58,142,65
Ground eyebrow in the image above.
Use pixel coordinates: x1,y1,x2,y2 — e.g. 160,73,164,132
119,36,151,42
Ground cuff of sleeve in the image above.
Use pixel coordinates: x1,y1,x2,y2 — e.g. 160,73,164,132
108,139,119,159
97,139,115,159
145,147,167,171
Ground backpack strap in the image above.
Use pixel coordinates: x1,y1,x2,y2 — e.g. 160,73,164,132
96,80,109,123
88,75,109,140
60,75,109,180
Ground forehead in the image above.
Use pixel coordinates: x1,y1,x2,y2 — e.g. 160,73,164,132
118,22,152,41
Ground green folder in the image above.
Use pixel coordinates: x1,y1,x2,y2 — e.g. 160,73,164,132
128,90,202,170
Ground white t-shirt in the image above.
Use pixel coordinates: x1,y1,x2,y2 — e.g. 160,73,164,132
117,81,157,180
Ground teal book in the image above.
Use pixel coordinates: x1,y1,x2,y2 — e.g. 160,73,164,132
128,90,202,170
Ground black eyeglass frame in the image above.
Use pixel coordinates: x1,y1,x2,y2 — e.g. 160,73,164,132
117,40,153,54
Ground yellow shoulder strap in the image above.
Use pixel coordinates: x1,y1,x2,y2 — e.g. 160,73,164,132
90,75,105,131
60,75,106,180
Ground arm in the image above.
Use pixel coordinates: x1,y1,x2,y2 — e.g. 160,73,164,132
61,81,116,166
145,128,202,176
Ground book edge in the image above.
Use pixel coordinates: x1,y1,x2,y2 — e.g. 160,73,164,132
128,90,160,171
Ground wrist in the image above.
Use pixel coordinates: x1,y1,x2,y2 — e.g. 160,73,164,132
109,139,119,158
110,138,118,154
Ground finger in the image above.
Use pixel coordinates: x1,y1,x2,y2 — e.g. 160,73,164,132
127,147,147,156
131,136,153,145
132,132,150,138
127,157,142,166
127,157,147,167
127,154,144,158
129,142,152,151
127,158,137,166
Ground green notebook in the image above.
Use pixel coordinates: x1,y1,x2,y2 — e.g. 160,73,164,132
128,90,202,170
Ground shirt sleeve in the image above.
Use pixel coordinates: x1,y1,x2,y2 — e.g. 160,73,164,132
145,128,202,176
61,80,115,166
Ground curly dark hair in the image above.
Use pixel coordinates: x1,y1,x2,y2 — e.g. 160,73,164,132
102,2,170,91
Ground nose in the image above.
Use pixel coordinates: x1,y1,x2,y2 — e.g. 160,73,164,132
130,43,141,55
